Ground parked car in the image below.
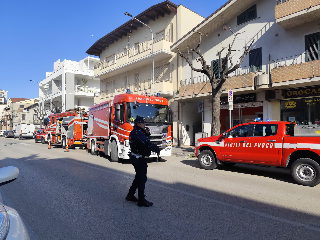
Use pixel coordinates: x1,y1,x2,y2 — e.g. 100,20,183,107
4,131,14,138
0,130,6,137
0,166,30,239
35,128,47,143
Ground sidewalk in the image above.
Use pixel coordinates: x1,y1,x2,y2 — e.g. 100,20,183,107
171,145,195,158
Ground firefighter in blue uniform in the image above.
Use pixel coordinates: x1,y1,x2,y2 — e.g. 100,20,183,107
126,116,160,207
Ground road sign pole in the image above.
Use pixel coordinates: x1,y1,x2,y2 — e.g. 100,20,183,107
228,90,233,129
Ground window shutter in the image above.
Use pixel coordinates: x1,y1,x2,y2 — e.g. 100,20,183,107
305,32,320,62
249,47,262,72
211,60,220,79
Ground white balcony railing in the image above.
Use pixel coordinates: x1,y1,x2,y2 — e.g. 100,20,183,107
74,85,99,94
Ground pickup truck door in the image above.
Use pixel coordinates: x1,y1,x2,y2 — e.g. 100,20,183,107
249,123,281,164
222,124,253,162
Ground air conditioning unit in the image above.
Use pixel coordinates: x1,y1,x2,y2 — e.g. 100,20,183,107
255,74,269,88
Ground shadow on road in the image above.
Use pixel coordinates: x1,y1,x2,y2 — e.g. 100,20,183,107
181,159,294,184
0,148,319,239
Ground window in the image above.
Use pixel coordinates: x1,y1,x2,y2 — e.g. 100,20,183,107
211,58,227,79
249,47,262,72
237,5,257,25
226,125,252,138
19,105,24,108
134,73,140,90
253,124,278,137
305,32,320,62
124,76,129,89
22,114,25,121
134,42,139,55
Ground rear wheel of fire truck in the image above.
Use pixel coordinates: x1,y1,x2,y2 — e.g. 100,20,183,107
110,140,118,162
291,158,320,187
198,150,217,170
62,137,66,149
90,140,97,155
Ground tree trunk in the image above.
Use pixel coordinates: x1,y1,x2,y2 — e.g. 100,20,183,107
211,88,222,136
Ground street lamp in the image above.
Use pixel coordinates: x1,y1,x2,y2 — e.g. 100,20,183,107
125,12,155,96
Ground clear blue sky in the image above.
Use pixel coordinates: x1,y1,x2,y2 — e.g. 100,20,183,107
0,0,226,99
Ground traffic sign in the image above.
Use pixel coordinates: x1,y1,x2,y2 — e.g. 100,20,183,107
229,101,233,110
228,90,233,102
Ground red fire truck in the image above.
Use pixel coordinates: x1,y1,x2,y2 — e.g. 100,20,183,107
87,92,172,161
44,109,88,149
195,121,320,186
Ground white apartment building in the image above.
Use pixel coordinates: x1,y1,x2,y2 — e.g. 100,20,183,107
87,1,204,145
39,56,100,117
171,0,320,145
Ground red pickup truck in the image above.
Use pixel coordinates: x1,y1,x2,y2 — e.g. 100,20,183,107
195,121,320,187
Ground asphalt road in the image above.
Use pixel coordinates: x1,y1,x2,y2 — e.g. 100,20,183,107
0,137,319,240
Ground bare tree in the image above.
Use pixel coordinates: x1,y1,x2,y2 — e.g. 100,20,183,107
177,32,253,136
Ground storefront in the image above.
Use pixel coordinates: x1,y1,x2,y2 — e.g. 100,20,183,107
220,93,263,132
281,86,320,125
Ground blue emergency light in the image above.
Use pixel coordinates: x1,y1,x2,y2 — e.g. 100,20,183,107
126,89,131,93
266,119,271,122
156,93,160,97
254,117,262,122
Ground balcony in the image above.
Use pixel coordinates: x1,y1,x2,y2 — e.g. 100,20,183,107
94,39,174,79
74,85,99,97
275,0,320,29
271,57,320,86
179,72,256,98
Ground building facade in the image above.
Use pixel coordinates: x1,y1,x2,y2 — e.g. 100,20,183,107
171,0,320,146
0,90,8,130
4,98,39,130
87,1,205,145
39,56,100,117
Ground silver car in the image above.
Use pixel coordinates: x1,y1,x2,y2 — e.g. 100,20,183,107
0,166,30,240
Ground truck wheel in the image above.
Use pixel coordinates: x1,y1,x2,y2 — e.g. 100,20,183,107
110,140,119,162
90,140,97,155
35,138,38,143
291,158,320,187
198,150,217,170
62,138,66,149
41,137,45,144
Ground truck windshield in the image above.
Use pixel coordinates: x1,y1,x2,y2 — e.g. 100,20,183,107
126,102,169,123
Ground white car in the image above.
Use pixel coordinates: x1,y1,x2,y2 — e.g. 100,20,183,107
0,130,6,137
0,166,30,240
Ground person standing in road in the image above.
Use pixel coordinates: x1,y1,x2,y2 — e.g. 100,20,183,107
126,116,160,207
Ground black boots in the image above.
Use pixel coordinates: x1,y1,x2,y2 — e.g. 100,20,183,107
126,194,153,207
137,198,153,207
125,194,138,202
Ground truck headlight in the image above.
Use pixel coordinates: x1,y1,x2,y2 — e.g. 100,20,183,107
0,204,9,240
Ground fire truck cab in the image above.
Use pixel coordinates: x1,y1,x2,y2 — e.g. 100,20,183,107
87,92,172,161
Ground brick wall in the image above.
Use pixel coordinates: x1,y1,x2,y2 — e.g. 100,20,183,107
179,73,256,98
275,0,320,19
271,59,320,83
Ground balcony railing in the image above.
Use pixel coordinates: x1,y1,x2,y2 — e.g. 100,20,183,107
74,85,99,94
180,66,252,86
276,0,289,5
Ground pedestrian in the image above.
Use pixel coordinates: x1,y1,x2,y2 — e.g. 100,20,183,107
126,116,160,207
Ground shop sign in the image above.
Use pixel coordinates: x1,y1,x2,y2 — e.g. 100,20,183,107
283,87,320,99
285,101,297,109
221,93,256,104
304,98,320,106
